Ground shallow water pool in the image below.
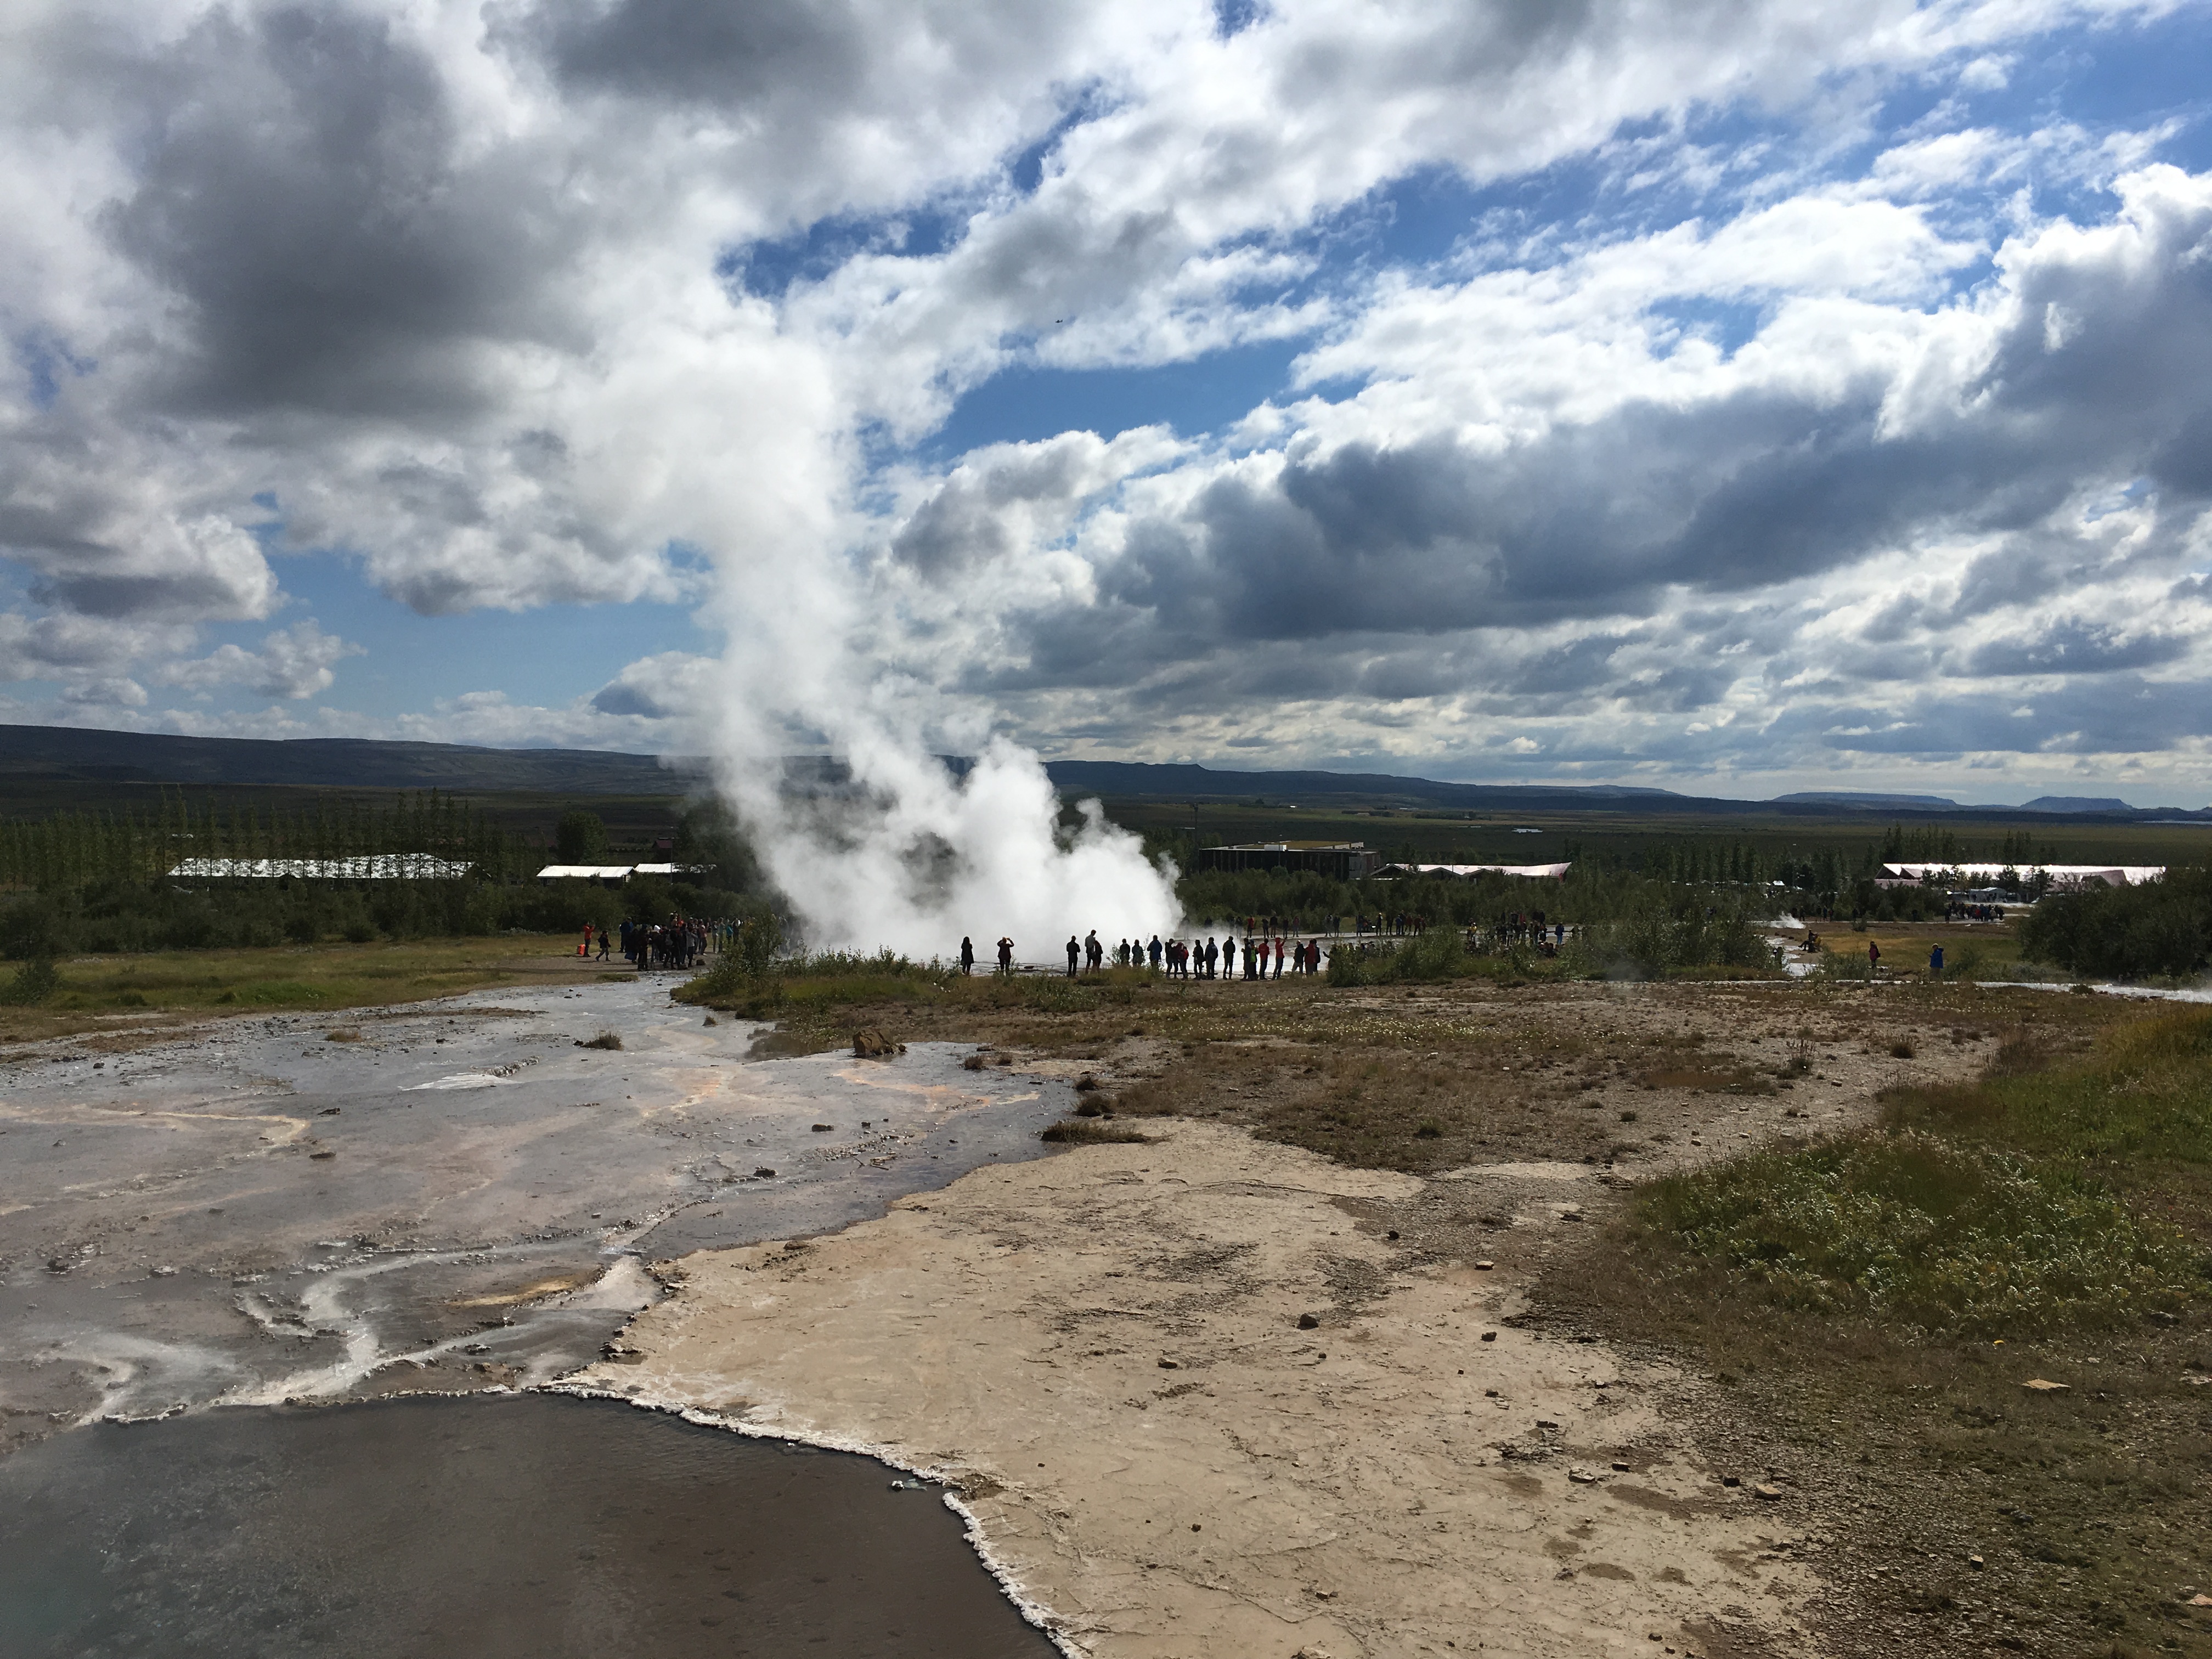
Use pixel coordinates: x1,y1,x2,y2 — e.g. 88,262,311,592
0,1392,1056,1658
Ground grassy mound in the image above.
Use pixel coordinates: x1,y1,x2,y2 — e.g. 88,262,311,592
1642,1005,2212,1338
1644,1130,2196,1336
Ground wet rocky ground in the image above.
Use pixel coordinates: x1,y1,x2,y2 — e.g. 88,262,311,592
0,977,1071,1452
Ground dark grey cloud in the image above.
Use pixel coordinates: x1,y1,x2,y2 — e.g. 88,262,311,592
591,680,669,718
510,0,870,104
1960,617,2192,677
1801,675,2212,756
106,5,564,420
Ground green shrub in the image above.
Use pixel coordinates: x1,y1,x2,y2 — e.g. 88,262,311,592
0,957,59,1005
2018,867,2211,980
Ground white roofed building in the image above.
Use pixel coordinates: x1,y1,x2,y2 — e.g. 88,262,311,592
1883,862,2164,889
168,856,473,881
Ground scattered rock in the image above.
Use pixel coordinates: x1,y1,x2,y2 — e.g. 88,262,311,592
1481,1330,1497,1342
2021,1378,2071,1393
1385,1229,1400,1241
1569,1469,1598,1483
1968,1555,1985,1571
1158,1357,1181,1369
1473,1259,1495,1271
150,1265,177,1277
753,1167,776,1178
318,1105,340,1115
1536,1419,1561,1431
853,1028,904,1058
811,1124,835,1133
1720,1475,1741,1487
310,1150,336,1160
1752,1483,1783,1501
703,1016,718,1027
2188,1593,2212,1607
1296,1312,1321,1330
1611,1461,1630,1472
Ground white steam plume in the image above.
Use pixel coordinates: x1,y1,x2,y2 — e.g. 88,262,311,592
701,554,1180,962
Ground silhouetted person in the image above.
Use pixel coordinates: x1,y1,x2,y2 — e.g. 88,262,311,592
996,936,1014,975
960,935,975,974
1066,935,1080,978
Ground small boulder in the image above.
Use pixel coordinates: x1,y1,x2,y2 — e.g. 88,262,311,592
1296,1312,1320,1330
853,1028,903,1058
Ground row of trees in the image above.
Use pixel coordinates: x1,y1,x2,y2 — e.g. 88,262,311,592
0,792,537,891
0,795,763,958
2019,869,2212,979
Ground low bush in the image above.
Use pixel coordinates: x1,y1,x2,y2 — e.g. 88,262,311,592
1040,1118,1154,1145
0,956,58,1005
2018,866,2212,980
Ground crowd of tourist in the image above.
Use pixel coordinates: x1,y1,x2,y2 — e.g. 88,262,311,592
579,916,717,969
955,929,1333,980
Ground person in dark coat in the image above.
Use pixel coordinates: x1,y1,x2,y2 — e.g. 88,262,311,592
960,936,975,975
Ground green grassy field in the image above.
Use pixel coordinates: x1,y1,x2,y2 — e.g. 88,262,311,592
0,778,693,854
1097,793,2212,872
0,934,612,1046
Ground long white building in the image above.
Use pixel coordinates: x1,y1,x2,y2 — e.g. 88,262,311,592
1882,862,2164,888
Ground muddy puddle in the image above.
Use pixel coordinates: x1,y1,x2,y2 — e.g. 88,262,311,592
0,1391,1057,1658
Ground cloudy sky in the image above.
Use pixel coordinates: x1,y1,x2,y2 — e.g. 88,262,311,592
5,0,2212,803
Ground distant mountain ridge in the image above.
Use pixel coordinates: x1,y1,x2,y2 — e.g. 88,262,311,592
2017,795,2136,814
0,726,2200,821
1039,759,1685,809
1772,791,1963,809
0,724,704,794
